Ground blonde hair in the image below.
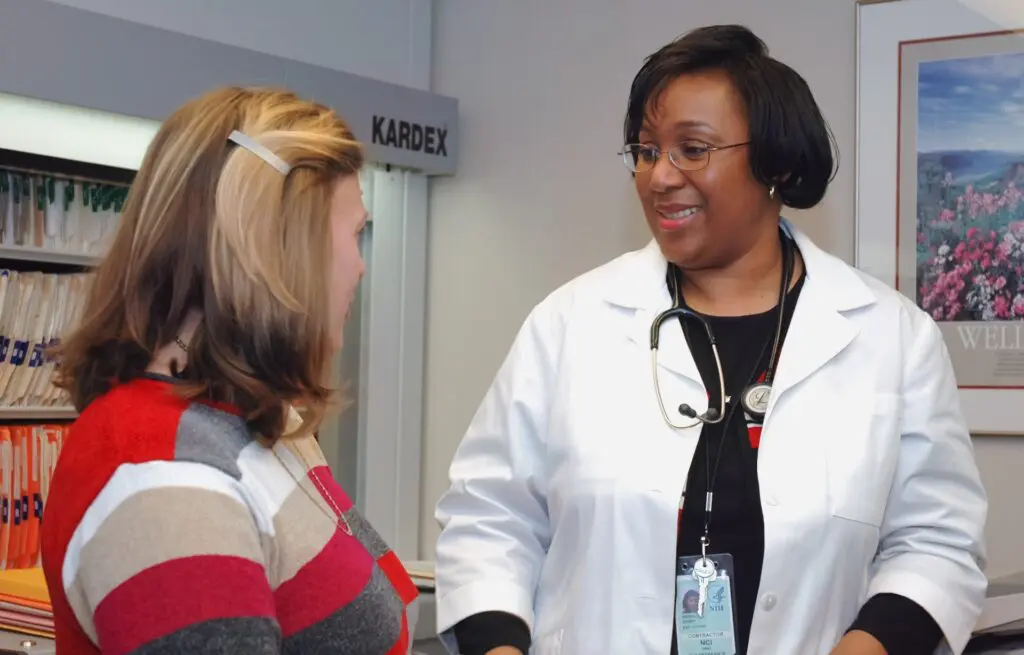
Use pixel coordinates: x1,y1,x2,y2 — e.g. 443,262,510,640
53,86,364,440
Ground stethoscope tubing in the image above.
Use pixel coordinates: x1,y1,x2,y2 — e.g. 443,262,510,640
650,307,727,429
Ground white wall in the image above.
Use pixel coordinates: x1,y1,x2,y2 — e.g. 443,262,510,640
46,0,431,91
422,0,1024,579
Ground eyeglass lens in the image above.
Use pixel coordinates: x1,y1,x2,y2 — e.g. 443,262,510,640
621,141,712,173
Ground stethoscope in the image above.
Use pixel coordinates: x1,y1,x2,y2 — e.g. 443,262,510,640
649,231,795,430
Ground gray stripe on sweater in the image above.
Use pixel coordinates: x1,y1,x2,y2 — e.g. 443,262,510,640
345,508,390,559
129,616,281,654
282,563,403,655
174,403,253,480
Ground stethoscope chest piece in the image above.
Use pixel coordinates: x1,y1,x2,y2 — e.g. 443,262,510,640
739,381,771,422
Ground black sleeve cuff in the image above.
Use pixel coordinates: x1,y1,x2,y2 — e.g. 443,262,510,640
847,593,944,655
453,611,531,655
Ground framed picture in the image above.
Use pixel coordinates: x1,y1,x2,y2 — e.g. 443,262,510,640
856,0,1024,435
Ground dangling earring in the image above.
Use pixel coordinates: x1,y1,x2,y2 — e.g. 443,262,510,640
768,185,777,200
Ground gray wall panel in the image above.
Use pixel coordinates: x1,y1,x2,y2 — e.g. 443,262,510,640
0,0,457,174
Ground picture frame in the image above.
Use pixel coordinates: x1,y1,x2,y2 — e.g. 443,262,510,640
856,0,1024,435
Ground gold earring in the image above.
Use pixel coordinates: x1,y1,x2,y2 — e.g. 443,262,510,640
769,185,777,200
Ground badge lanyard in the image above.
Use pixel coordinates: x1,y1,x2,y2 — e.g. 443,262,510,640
676,230,795,576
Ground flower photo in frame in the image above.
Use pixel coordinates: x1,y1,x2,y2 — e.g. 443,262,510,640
856,0,1024,434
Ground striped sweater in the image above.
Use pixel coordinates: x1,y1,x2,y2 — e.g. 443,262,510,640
40,376,418,654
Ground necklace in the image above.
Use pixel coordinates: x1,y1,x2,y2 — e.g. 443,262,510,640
174,336,189,352
272,444,353,536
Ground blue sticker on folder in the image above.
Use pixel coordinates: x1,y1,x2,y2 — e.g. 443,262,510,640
10,340,27,366
28,343,43,368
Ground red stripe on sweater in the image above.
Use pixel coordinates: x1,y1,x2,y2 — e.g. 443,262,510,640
377,550,419,605
93,554,275,655
274,526,374,637
308,465,354,513
386,609,410,655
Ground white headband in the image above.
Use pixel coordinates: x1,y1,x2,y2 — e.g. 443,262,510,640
227,130,292,175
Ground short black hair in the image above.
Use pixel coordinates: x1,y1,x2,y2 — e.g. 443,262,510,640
623,25,837,210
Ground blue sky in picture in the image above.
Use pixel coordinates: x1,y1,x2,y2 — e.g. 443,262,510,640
917,51,1024,153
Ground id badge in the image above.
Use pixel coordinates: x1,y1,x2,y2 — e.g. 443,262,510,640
674,553,738,655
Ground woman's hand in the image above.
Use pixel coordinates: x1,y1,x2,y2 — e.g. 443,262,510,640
830,630,887,655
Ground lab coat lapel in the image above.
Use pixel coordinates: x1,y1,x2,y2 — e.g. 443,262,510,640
610,240,703,385
769,273,857,405
632,305,703,383
768,221,874,410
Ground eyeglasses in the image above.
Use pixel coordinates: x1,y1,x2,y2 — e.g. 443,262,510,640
619,140,750,173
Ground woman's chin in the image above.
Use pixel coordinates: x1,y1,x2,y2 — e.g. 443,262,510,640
654,237,707,269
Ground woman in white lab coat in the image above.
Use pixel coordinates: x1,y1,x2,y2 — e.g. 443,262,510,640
434,25,987,655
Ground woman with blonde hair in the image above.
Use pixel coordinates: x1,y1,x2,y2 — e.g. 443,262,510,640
40,86,418,654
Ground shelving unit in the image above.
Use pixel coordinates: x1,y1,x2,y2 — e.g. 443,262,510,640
0,407,76,421
0,246,94,268
0,149,131,425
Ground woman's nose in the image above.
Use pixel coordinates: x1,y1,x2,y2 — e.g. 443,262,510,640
647,151,688,192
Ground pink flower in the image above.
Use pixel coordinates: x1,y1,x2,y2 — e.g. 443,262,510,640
983,193,999,215
995,295,1011,318
1006,183,1023,210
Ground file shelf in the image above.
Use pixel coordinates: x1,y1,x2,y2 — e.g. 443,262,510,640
0,408,76,421
0,246,94,268
0,152,126,424
0,259,91,418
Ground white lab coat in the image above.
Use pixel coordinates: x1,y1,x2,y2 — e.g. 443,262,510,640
434,221,987,655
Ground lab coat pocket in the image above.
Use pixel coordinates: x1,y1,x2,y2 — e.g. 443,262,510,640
825,393,901,529
530,629,563,655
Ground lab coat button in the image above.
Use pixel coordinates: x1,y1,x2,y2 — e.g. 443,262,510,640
761,593,777,610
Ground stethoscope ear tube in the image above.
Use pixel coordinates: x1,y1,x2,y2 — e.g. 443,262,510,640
650,303,727,428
